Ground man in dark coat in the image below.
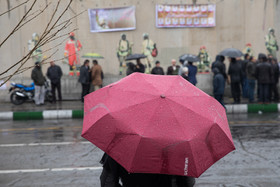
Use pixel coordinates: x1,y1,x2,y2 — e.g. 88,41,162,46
31,61,46,105
255,53,273,103
228,57,243,104
211,55,227,80
187,61,197,86
213,67,225,107
78,60,90,102
47,61,63,103
135,59,145,73
246,56,257,103
151,61,164,75
167,59,180,75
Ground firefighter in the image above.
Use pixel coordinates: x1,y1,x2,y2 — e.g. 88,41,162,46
243,43,254,57
117,34,132,75
265,28,278,58
28,33,42,63
198,46,211,73
64,32,82,76
142,33,154,74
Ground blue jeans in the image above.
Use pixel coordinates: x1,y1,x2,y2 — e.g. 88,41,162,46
247,79,255,102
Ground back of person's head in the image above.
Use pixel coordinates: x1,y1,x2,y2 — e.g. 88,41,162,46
244,53,250,60
230,57,236,63
188,61,193,65
93,60,98,65
216,55,225,62
155,61,160,65
258,53,267,62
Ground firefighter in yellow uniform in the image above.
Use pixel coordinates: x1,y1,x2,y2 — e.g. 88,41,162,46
198,46,211,73
142,33,154,74
265,28,278,58
117,34,132,75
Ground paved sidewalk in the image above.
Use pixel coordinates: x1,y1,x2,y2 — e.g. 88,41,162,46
0,97,279,120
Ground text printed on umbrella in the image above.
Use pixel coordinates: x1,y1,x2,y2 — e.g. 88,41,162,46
184,157,189,176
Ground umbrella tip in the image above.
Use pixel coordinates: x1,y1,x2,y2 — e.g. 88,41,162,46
160,94,166,98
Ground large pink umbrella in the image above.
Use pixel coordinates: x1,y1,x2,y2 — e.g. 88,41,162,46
82,73,235,178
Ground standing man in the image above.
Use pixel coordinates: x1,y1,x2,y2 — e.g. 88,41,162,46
187,61,198,86
117,34,132,75
255,53,273,104
79,60,90,102
151,61,164,75
142,33,154,74
47,61,63,103
213,68,225,108
167,59,180,75
91,60,103,91
31,61,46,106
64,32,82,76
265,28,278,58
246,56,257,103
228,57,243,104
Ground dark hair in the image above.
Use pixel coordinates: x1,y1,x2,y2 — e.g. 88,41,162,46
155,61,160,64
258,53,267,61
93,60,98,64
84,59,89,65
249,56,254,62
244,53,250,60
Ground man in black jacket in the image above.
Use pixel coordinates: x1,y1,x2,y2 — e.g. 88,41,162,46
151,61,164,75
78,60,90,102
255,53,273,103
227,57,243,104
47,61,63,103
31,61,46,105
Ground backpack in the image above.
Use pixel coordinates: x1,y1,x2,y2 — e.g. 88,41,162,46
152,43,158,57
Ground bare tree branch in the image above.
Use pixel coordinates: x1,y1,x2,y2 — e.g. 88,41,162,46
14,2,51,32
0,0,29,17
0,0,37,47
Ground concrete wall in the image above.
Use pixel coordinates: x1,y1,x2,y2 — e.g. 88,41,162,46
0,0,279,94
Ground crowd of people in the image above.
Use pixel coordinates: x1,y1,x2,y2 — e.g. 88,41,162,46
31,59,103,105
211,53,279,106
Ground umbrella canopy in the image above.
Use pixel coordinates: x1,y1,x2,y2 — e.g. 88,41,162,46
82,73,235,178
82,53,104,59
219,48,243,58
125,54,147,61
179,54,200,62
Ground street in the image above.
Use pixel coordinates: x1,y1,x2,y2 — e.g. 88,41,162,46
0,114,280,187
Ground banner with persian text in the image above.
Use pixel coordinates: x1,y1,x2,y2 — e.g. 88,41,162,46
156,4,216,28
88,6,136,32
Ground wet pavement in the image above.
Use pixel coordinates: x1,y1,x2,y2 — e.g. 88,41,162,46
0,114,280,186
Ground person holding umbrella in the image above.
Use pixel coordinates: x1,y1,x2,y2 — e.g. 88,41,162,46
82,73,235,183
135,59,145,73
125,54,147,74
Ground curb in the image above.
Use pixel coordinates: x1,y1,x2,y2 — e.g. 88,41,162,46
0,104,279,120
0,110,83,120
226,103,280,114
